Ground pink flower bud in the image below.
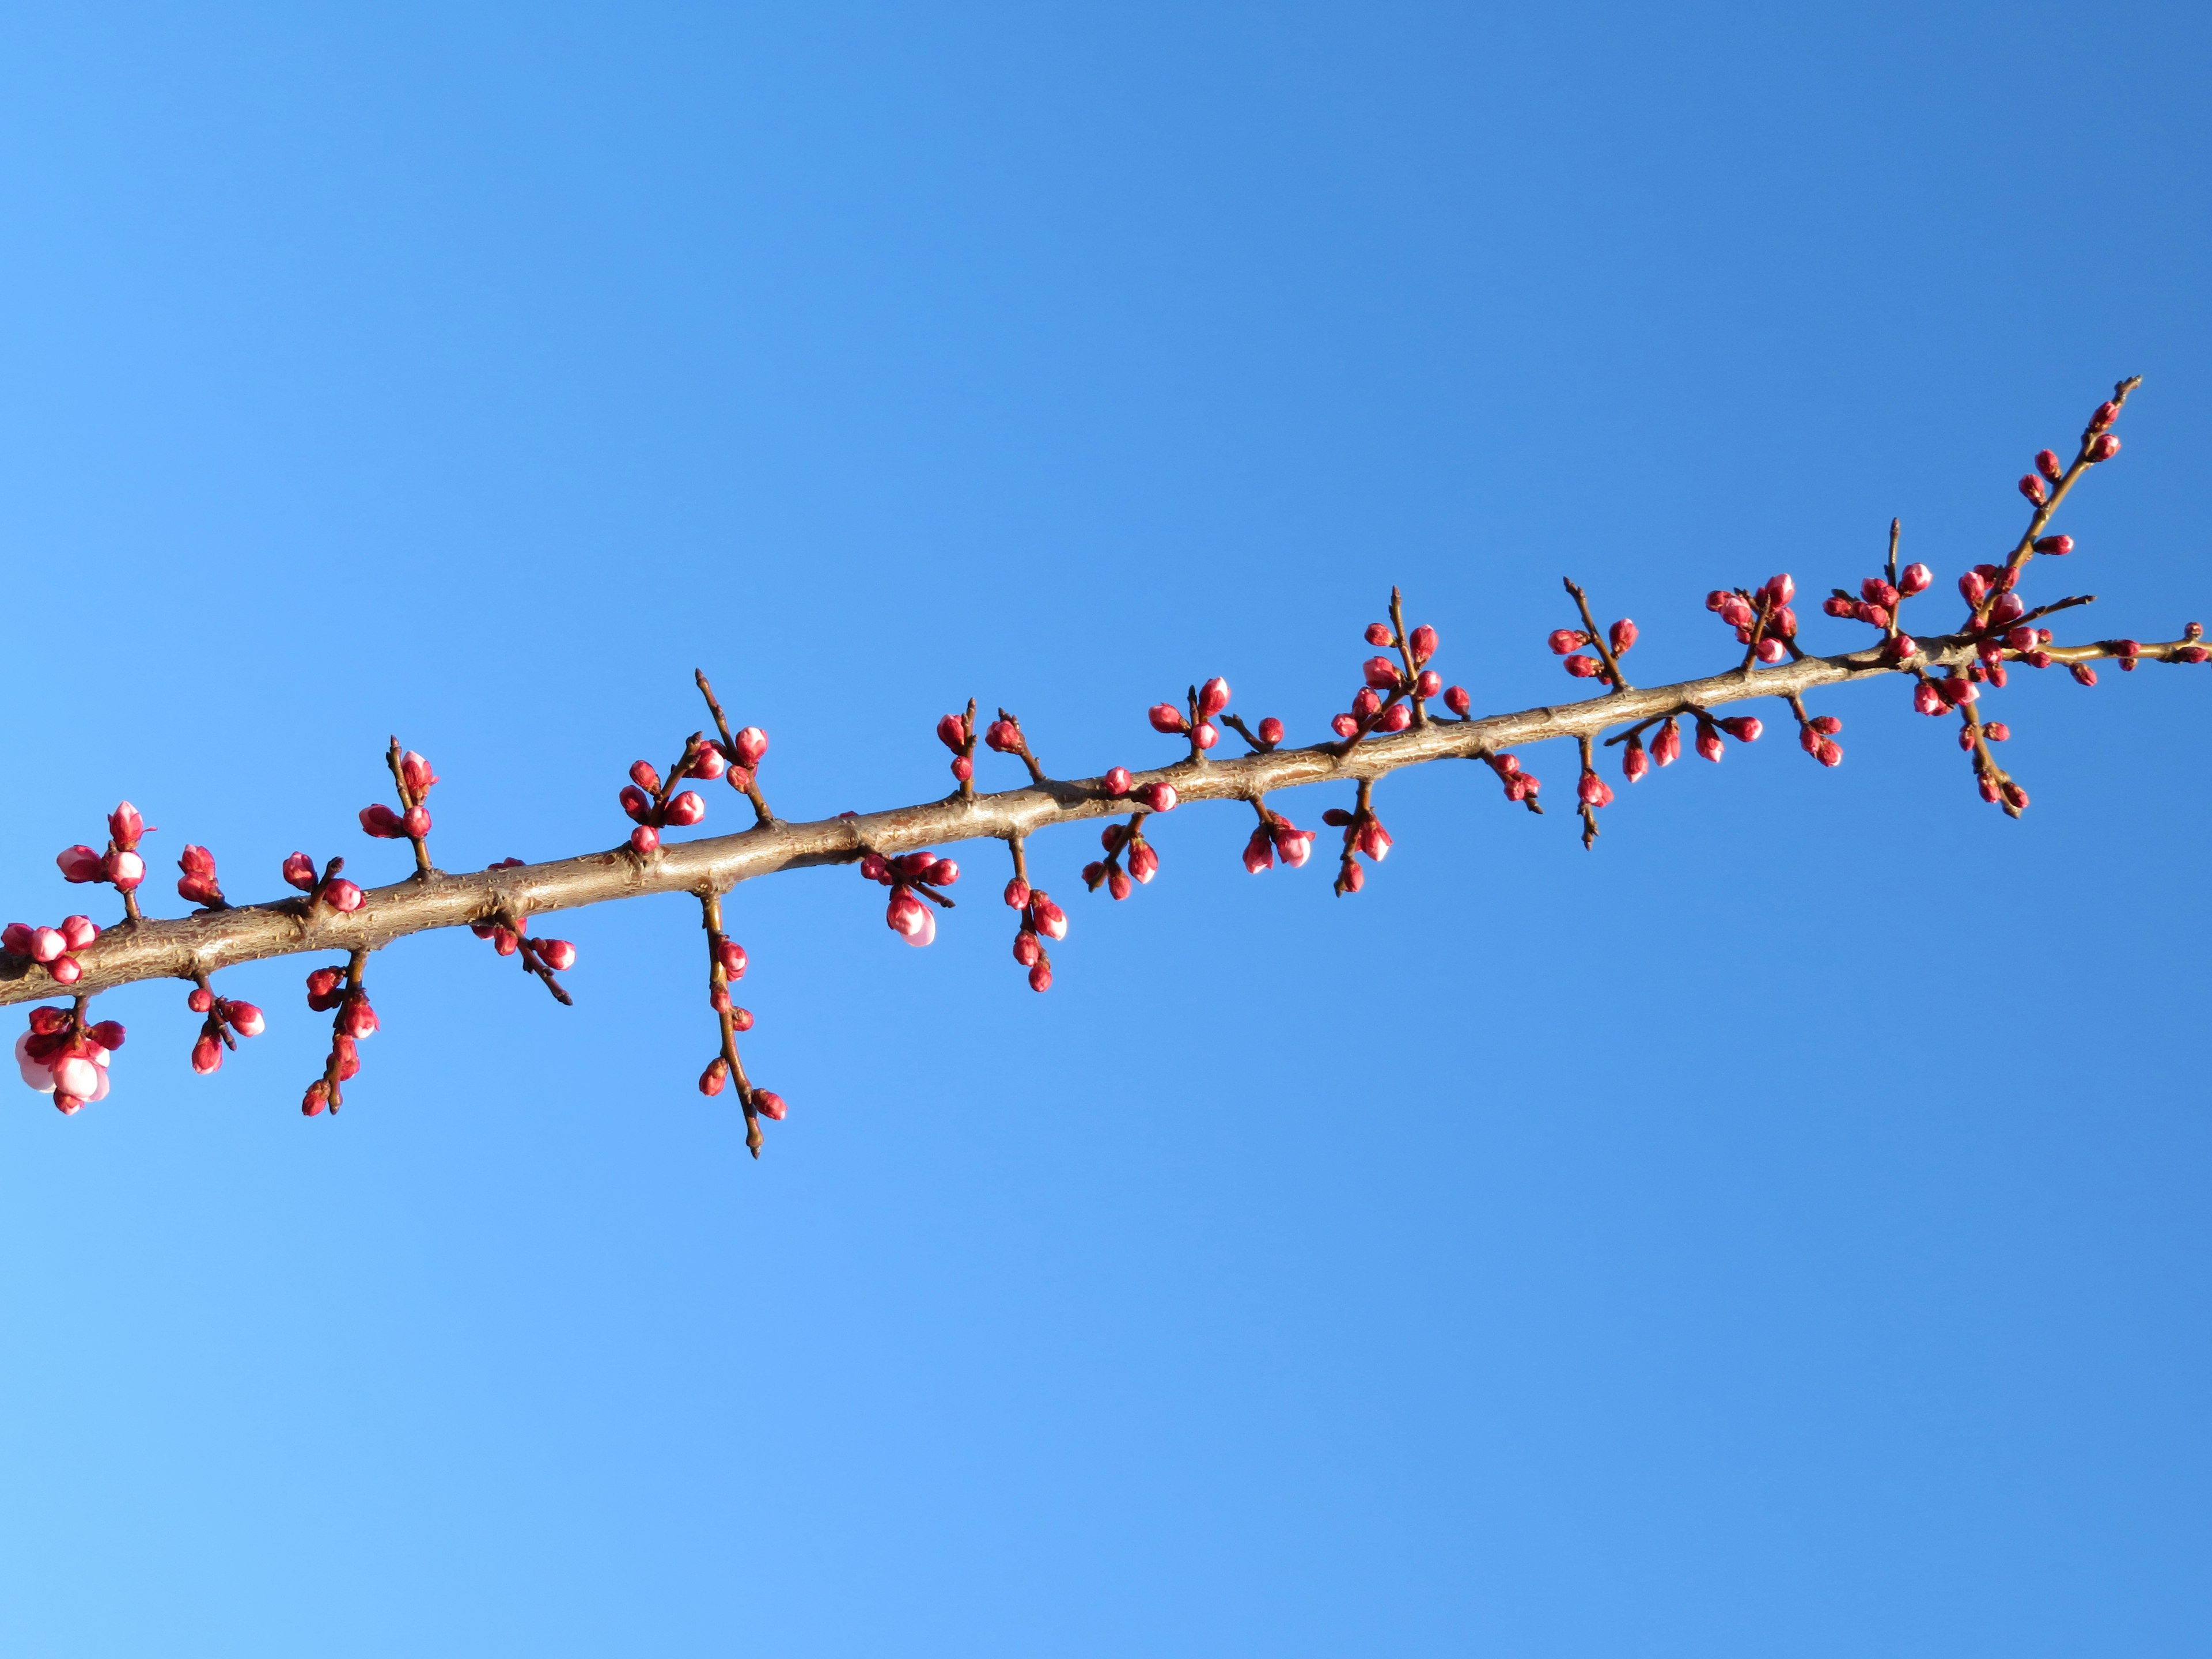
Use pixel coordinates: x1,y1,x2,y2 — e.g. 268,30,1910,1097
1338,859,1365,894
1257,717,1285,744
1578,772,1612,807
2178,645,2212,664
1766,574,1796,605
1609,619,1638,656
1563,653,1602,678
726,766,755,794
1414,671,1442,700
1275,828,1313,868
1718,597,1755,629
191,1033,223,1074
1137,782,1177,812
1128,842,1159,884
628,760,661,793
1895,563,1931,595
1194,721,1219,750
340,998,379,1040
1695,724,1725,763
1861,578,1899,609
2018,473,2047,506
50,957,81,986
731,1007,754,1032
691,744,728,781
403,805,431,839
1097,766,1132,799
1398,623,1435,666
1107,865,1132,900
52,1053,100,1098
1718,717,1762,743
887,888,930,939
618,784,654,824
1990,593,2025,625
859,853,889,882
58,915,97,951
1012,929,1041,967
753,1089,788,1120
1198,677,1231,717
1959,570,1989,605
1623,741,1649,783
108,802,143,849
664,790,706,827
1705,590,1731,612
2088,433,2120,462
734,728,769,767
1653,719,1681,767
359,804,403,838
1547,629,1588,656
1331,713,1359,738
893,851,936,879
56,845,103,883
1147,703,1188,735
320,878,363,912
1823,595,1854,619
936,713,968,751
1768,605,1798,637
1376,703,1411,733
1030,895,1068,941
1365,622,1393,646
717,939,748,978
1356,819,1392,861
104,851,145,891
400,752,438,797
1000,876,1033,912
2090,400,2120,431
1027,960,1052,993
699,1058,728,1096
228,1002,266,1037
180,844,217,877
5,925,35,957
537,940,577,972
1363,656,1403,691
950,755,974,782
2035,449,2064,483
29,927,64,964
630,826,660,855
283,852,318,892
1857,603,1892,630
2071,662,2097,686
302,1083,328,1116
187,986,214,1013
1755,638,1787,664
1982,722,2012,743
1351,687,1382,720
1443,685,1471,717
1814,740,1842,766
1241,829,1274,874
2031,535,2073,556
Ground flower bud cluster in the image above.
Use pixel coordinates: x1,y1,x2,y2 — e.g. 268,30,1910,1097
1549,616,1637,685
1483,751,1543,809
1001,873,1066,993
176,843,226,909
1707,575,1797,665
1332,603,1442,741
302,963,378,1116
57,801,152,919
187,980,265,1075
2,915,103,985
283,851,363,914
619,736,725,857
16,1005,126,1113
981,709,1048,785
1321,786,1391,896
936,707,980,791
861,849,959,949
1082,815,1159,900
360,749,438,853
1238,806,1314,875
1149,676,1234,760
1822,563,1930,663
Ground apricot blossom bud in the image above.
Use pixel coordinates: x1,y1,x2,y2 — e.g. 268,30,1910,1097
1356,819,1392,861
1364,622,1393,646
1146,703,1187,736
1444,685,1470,716
1623,741,1649,783
1012,930,1041,967
187,986,214,1013
2018,474,2047,506
302,1083,328,1116
734,728,770,767
105,851,145,891
1351,687,1381,720
1376,703,1411,733
1563,654,1601,679
2035,449,2064,483
52,1054,100,1099
191,1034,223,1074
1362,656,1401,691
108,803,143,849
1030,895,1068,941
57,845,103,883
1128,842,1159,884
629,826,660,855
400,752,438,797
2088,433,2120,462
2070,662,2097,687
664,791,707,828
59,916,97,951
403,806,431,839
628,760,661,793
282,852,317,892
339,998,379,1040
359,804,403,838
1331,714,1359,738
2033,535,2073,555
1755,638,1787,664
1137,782,1177,812
1107,865,1132,900
753,1090,788,1120
536,940,576,972
1695,723,1724,763
937,714,968,751
1415,671,1442,699
1718,717,1762,743
29,927,64,964
1241,830,1273,874
691,744,728,781
1609,619,1637,655
1194,722,1219,750
715,940,748,979
1653,718,1681,767
1578,772,1613,808
1898,562,1933,594
1028,961,1052,993
1547,629,1588,656
1198,677,1231,717
1257,717,1285,744
699,1058,728,1096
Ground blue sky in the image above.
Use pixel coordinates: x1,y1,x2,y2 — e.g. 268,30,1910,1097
0,4,2207,1653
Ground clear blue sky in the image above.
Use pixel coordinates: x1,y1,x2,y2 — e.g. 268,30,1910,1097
1,5,2207,1653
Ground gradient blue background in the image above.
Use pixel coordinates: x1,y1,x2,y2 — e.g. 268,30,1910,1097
0,5,2206,1653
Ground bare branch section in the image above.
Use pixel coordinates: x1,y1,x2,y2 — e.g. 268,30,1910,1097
5,628,2193,1009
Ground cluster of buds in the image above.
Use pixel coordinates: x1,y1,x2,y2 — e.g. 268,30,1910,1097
1321,782,1391,895
618,747,713,857
1081,811,1160,899
1101,765,1176,815
1550,579,1637,690
1480,751,1543,810
302,955,377,1116
1820,536,1931,665
1148,677,1236,760
187,979,265,1074
283,851,364,914
694,892,782,1155
15,1005,125,1113
1240,803,1315,874
1572,736,1614,846
688,669,775,824
58,802,151,922
861,849,959,948
1783,694,1844,768
467,869,578,1003
1001,865,1066,993
937,702,980,793
1706,574,1798,665
2,915,102,984
176,844,226,908
1334,593,1449,740
359,744,440,872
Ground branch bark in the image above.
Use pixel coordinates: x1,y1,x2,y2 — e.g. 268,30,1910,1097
3,628,2194,1007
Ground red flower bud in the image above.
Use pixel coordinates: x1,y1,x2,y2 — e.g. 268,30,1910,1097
2070,662,2097,687
619,784,654,824
2033,535,2073,555
1103,766,1132,796
2036,449,2064,483
1241,828,1274,874
1376,703,1411,733
28,929,64,965
2088,433,2120,462
1415,671,1442,700
1356,819,1392,861
402,806,431,839
1652,719,1681,767
1351,687,1382,719
1623,741,1649,782
104,851,145,891
1409,624,1438,664
227,1003,266,1037
1331,713,1359,738
1547,629,1588,656
191,1034,223,1075
1990,593,2025,624
887,888,930,940
1563,654,1602,679
663,790,706,827
1717,596,1755,629
400,752,438,797
47,957,81,985
1028,961,1053,994
1984,722,2011,742
1128,842,1160,884
734,728,769,767
56,845,103,883
339,997,379,1040
2090,400,2120,431
1718,716,1761,743
1029,895,1068,941
1443,685,1471,717
2177,645,2211,664
1578,772,1612,807
283,852,318,892
537,940,576,971
629,825,661,855
1695,723,1724,763
699,1058,728,1096
1012,929,1041,967
691,744,728,781
1198,677,1231,717
2018,474,2047,506
936,713,969,752
1608,619,1638,656
1257,717,1285,745
1898,562,1932,595
187,986,214,1013
1137,782,1177,812
359,804,404,838
628,760,661,793
1755,638,1787,664
1813,740,1842,766
108,802,143,849
717,940,748,979
1365,622,1393,646
753,1090,788,1120
59,916,97,951
1338,859,1365,894
1146,703,1188,735
320,878,364,913
1362,656,1402,691
1823,595,1854,619
1194,721,1219,750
